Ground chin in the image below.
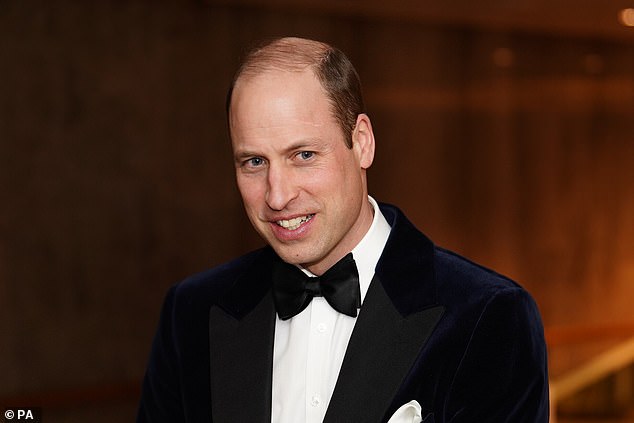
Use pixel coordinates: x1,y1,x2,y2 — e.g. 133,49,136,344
274,249,307,265
271,244,317,267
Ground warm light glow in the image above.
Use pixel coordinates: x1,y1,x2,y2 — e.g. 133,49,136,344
619,8,634,26
492,47,514,68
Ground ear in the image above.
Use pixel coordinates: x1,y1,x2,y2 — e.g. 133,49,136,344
352,113,375,169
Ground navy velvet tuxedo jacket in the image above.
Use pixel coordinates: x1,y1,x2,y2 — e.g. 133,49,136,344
138,203,549,422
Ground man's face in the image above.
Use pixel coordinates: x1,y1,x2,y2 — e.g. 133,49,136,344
229,69,374,275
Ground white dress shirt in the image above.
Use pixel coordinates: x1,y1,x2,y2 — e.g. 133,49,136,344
271,196,392,423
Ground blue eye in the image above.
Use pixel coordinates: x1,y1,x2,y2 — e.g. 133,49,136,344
299,151,314,160
246,157,264,167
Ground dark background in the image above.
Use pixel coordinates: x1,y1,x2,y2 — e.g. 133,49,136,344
1,1,633,421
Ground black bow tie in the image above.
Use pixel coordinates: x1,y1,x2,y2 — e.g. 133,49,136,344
272,253,361,320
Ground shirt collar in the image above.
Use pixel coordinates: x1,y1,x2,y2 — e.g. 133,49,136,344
352,195,392,302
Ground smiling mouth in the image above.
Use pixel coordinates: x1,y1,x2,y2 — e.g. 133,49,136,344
276,214,315,231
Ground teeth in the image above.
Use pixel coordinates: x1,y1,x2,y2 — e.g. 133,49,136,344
277,214,313,230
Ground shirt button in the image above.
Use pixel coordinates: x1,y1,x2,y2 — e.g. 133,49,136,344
317,323,327,333
310,395,321,407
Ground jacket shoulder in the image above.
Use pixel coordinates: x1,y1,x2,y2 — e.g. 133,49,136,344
435,247,522,291
171,247,272,309
433,246,541,330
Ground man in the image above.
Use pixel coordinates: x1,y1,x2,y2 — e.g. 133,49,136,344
138,37,549,422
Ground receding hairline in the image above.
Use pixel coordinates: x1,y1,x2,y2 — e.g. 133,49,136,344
234,37,333,82
227,37,364,148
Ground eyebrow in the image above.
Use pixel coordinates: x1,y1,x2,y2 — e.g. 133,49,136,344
233,150,259,162
233,138,324,161
285,138,323,152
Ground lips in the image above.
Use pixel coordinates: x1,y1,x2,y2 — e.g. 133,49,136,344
275,214,315,231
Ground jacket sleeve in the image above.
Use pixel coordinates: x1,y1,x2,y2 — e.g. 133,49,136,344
137,286,187,423
445,287,549,422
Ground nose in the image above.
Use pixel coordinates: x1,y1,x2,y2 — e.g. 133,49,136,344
265,164,298,211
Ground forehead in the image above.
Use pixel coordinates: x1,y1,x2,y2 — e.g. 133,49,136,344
229,69,337,138
232,68,325,107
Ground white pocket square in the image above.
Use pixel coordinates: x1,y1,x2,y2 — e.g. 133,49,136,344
387,400,422,423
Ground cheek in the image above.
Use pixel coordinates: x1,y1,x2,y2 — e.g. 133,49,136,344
237,177,263,209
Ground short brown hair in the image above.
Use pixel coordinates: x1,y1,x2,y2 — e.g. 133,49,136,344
226,37,365,148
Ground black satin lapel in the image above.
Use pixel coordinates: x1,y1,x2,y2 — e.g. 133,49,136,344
324,277,444,423
209,291,276,423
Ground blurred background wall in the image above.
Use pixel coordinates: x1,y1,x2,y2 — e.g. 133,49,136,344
1,0,633,421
